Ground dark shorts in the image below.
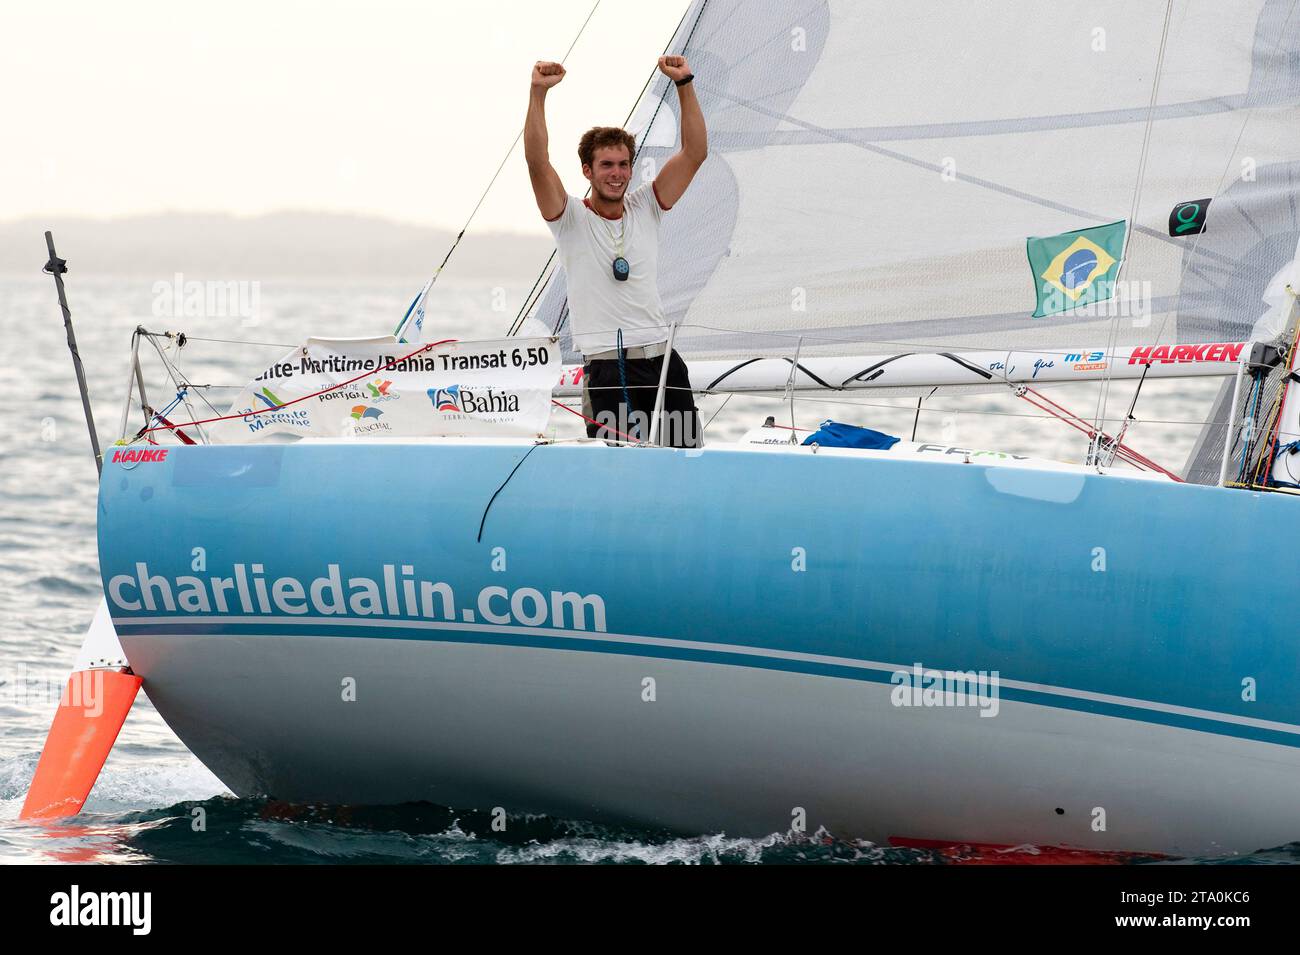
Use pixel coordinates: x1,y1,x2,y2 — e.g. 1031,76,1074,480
582,350,701,448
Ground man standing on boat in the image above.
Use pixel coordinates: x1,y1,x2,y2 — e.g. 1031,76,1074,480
525,55,706,448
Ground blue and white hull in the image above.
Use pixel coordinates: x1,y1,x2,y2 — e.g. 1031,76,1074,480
98,439,1300,855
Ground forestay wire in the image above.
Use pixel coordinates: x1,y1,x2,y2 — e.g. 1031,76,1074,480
1089,0,1174,464
1096,0,1300,470
394,0,604,342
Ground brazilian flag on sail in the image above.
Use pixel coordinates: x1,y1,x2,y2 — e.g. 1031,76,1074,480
1026,220,1126,318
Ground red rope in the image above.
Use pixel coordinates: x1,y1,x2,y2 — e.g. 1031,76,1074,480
1018,387,1183,481
550,399,640,443
1018,392,1147,471
140,339,457,435
155,414,196,445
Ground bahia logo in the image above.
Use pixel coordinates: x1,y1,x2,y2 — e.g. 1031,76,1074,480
431,385,461,412
427,385,520,415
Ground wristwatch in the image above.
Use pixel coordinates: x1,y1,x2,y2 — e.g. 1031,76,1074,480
674,73,694,87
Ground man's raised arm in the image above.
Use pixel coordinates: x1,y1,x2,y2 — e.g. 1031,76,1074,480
525,61,568,221
653,56,707,210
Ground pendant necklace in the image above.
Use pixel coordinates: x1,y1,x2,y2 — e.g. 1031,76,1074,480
602,211,630,282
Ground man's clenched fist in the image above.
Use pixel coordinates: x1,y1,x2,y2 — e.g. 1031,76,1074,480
657,55,691,82
532,61,566,89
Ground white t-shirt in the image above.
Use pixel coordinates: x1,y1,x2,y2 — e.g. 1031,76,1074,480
545,181,670,356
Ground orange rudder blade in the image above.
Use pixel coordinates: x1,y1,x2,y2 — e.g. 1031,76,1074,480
19,669,143,820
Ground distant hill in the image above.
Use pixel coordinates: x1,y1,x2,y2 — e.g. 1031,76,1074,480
0,212,553,280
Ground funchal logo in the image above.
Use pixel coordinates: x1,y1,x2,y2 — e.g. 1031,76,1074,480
348,403,391,434
1041,236,1117,301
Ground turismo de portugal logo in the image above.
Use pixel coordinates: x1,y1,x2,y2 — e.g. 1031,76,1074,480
1026,219,1126,317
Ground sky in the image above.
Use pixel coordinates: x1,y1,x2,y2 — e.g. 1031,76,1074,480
0,0,688,235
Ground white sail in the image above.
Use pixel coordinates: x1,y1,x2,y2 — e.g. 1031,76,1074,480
528,0,1300,364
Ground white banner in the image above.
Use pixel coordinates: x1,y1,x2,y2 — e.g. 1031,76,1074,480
210,336,557,442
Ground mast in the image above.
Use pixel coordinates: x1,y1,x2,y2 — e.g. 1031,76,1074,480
44,232,103,475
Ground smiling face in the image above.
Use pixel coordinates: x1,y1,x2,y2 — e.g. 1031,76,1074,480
582,144,632,204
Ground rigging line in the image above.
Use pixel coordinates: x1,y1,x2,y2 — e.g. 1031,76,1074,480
1017,387,1182,479
702,391,732,433
477,442,542,543
785,335,804,438
627,0,709,185
139,344,192,435
1093,0,1175,454
147,333,222,423
1120,360,1153,440
550,397,640,442
161,340,220,419
179,334,298,348
1251,323,1299,482
702,355,843,391
410,0,602,339
139,340,456,436
734,388,1214,427
1148,0,1300,353
534,0,710,342
555,390,1216,427
507,249,558,336
143,334,217,440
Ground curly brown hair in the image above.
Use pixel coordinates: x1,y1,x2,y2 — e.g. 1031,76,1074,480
578,127,636,169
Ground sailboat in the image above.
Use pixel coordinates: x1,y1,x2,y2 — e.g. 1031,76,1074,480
24,0,1300,857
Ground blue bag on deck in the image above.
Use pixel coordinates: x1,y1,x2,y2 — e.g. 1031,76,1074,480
801,420,900,450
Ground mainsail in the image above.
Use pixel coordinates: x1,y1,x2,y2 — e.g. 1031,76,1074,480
525,0,1300,367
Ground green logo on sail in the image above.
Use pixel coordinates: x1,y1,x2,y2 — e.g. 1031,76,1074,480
1026,220,1126,318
